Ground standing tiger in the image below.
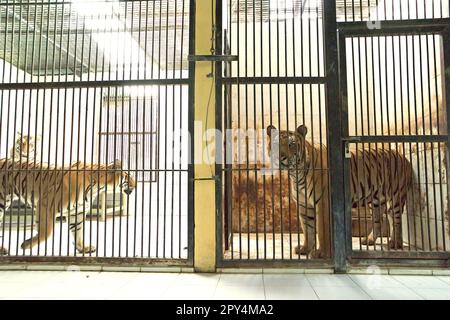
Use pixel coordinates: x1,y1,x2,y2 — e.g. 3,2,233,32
267,125,420,259
0,159,136,255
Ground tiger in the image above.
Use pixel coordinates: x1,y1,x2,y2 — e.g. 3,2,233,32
7,133,41,212
9,132,41,162
0,159,136,255
266,125,420,259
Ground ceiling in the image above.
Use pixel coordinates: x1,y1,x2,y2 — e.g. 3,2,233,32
0,0,190,78
0,0,372,78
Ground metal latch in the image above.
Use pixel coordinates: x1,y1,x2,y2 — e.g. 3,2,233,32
343,137,362,159
345,142,352,159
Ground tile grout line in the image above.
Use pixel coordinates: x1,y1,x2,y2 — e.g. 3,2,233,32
347,275,375,300
211,273,222,300
262,273,267,300
304,274,320,300
410,288,429,300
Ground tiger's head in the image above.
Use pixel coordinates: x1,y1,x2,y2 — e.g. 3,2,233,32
72,160,136,195
266,125,308,170
13,132,40,159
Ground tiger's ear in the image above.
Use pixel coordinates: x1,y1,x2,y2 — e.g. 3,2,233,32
296,125,308,137
109,159,122,169
71,161,82,168
16,132,22,138
266,125,278,138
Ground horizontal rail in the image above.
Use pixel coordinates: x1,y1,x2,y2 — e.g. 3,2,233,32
351,250,450,260
0,256,192,266
188,55,238,62
0,0,161,6
338,18,450,36
343,135,448,144
221,76,327,85
219,259,334,268
0,168,189,173
0,79,190,90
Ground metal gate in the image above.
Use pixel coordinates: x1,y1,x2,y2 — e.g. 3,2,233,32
218,0,450,269
217,0,333,267
338,0,450,267
0,0,194,266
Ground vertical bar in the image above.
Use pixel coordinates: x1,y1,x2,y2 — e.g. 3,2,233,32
424,33,439,251
316,0,328,258
405,33,418,250
12,0,23,258
141,0,149,259
442,28,450,254
253,0,259,261
215,0,224,264
328,0,347,271
20,3,33,256
236,0,243,260
155,0,162,258
41,1,53,256
273,0,284,259
350,36,362,251
293,1,301,260
411,34,426,249
244,0,250,260
397,34,412,250
432,32,446,251
162,0,170,258
259,0,266,260
283,0,291,260
147,0,156,258
33,1,44,256
0,1,8,254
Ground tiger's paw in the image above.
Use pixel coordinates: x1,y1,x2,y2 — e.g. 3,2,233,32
308,249,324,259
361,237,376,246
294,245,310,255
389,239,403,250
0,247,8,255
21,239,34,250
77,245,96,254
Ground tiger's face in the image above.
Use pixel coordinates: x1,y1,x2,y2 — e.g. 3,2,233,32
73,160,136,195
119,171,136,195
14,133,40,159
267,125,308,170
101,160,136,195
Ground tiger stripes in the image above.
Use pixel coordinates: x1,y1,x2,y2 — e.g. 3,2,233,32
0,159,136,255
349,148,418,249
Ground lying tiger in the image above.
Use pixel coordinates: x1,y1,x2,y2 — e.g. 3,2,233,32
267,125,421,259
0,159,136,255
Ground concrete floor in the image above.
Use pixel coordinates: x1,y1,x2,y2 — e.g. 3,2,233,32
0,271,449,300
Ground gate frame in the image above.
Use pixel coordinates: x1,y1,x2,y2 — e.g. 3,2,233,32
215,0,340,270
337,18,450,269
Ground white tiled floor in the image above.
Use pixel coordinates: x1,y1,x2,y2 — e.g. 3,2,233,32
0,271,449,300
